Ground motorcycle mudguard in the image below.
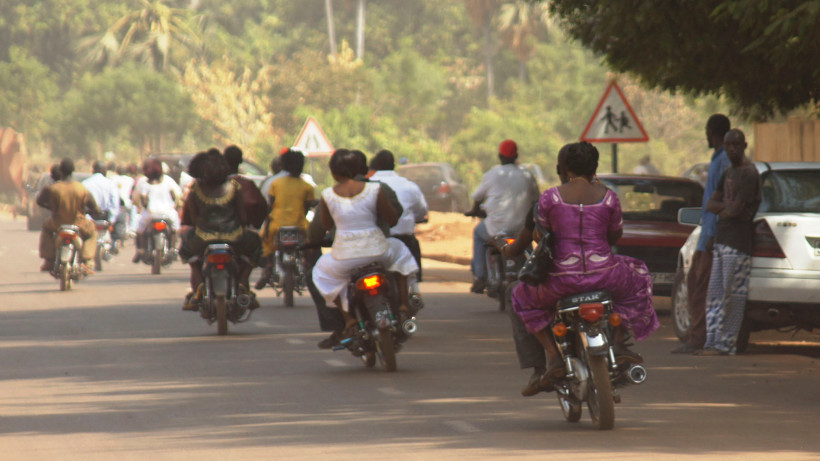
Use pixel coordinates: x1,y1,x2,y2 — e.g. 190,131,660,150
59,245,74,264
581,331,610,356
362,292,393,329
153,233,166,253
210,270,230,297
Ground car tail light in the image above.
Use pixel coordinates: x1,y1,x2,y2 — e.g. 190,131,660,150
152,221,167,232
437,182,451,194
579,303,604,322
752,220,786,258
356,274,383,292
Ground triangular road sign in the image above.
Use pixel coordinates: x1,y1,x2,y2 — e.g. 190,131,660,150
294,117,334,157
580,81,649,143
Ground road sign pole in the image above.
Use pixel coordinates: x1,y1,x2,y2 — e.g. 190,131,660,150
612,143,618,173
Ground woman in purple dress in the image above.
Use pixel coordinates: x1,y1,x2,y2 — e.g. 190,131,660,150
511,142,659,388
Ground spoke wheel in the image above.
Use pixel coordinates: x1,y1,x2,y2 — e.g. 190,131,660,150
586,354,615,430
558,394,583,423
671,267,691,341
376,328,397,372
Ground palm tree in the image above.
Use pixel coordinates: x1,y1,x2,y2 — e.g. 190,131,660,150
497,1,551,81
355,0,366,60
465,0,499,104
326,0,338,59
80,0,201,73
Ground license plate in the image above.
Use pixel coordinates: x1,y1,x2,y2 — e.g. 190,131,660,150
651,272,675,285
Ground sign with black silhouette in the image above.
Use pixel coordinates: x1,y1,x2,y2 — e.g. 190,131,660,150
580,81,649,143
294,116,334,157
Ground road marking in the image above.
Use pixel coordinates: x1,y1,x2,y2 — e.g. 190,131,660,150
325,359,349,368
445,420,480,434
378,387,403,396
286,338,305,345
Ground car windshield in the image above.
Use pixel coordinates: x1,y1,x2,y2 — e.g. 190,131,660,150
599,178,703,222
760,170,820,213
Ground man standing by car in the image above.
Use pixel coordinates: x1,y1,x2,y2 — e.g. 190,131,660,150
467,139,539,294
369,149,428,281
672,114,731,354
698,129,761,355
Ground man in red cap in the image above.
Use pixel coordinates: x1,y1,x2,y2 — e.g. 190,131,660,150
466,139,539,293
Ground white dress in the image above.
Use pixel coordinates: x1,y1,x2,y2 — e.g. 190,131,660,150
312,182,418,311
136,176,181,232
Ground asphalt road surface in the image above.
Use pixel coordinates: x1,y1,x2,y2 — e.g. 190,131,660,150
2,215,819,460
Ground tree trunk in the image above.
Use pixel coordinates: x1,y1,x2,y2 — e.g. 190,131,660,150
484,15,494,105
356,0,365,60
325,0,337,59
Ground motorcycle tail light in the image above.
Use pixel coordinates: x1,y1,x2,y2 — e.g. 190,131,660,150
95,223,107,231
553,323,568,337
356,274,383,291
505,238,515,245
752,219,786,258
608,312,622,327
207,252,232,264
579,303,604,322
59,231,76,240
152,221,167,232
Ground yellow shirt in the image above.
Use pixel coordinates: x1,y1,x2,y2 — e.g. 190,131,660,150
268,176,315,230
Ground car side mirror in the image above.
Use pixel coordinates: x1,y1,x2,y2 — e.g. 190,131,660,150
677,207,702,226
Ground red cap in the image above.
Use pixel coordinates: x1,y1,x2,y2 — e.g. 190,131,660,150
279,147,290,155
499,139,517,158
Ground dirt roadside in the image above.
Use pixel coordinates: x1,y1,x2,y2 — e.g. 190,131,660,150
415,211,475,266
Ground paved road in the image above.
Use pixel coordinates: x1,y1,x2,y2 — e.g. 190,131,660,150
2,215,819,460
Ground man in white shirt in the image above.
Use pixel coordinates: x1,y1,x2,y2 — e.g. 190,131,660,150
368,149,428,280
82,161,120,224
467,139,539,293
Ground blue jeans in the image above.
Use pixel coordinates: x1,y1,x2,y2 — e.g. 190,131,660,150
471,220,491,280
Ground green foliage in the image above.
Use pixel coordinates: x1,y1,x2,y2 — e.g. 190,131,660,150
0,47,58,140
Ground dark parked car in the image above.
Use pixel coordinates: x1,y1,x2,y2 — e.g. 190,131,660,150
148,153,268,187
26,171,91,231
597,174,704,296
395,162,470,213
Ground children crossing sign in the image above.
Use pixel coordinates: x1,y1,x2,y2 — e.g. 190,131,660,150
580,81,649,143
294,116,334,157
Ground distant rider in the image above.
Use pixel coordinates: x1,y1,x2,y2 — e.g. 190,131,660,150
132,158,182,263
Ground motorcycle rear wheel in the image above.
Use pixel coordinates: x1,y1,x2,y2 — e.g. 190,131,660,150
94,247,103,272
151,249,162,275
587,354,615,430
282,266,294,307
215,295,228,336
376,328,397,372
363,351,376,368
60,268,71,291
558,394,582,423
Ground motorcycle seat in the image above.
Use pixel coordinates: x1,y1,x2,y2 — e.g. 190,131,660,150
556,290,612,309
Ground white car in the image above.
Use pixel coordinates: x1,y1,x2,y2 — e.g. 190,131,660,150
671,162,820,352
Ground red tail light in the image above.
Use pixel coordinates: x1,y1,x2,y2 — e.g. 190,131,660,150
437,182,451,194
152,221,167,232
579,303,604,322
59,231,76,240
505,238,515,245
207,252,232,264
95,223,108,231
356,274,383,291
752,220,786,258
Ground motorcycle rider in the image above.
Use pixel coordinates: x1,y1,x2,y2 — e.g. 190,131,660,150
37,158,102,273
467,139,539,294
368,149,428,281
82,161,120,247
256,148,316,289
131,158,182,263
223,145,267,230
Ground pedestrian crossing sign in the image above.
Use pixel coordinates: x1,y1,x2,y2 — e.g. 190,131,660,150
580,81,649,143
294,117,334,157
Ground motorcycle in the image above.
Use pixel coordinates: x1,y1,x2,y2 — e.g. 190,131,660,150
465,209,526,310
334,262,419,372
141,218,176,275
51,224,87,291
259,226,308,307
548,290,647,430
93,219,114,272
191,243,254,335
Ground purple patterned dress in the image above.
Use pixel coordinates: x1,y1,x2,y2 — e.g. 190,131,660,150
511,187,660,341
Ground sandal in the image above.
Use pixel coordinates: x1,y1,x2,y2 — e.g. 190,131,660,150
538,360,567,388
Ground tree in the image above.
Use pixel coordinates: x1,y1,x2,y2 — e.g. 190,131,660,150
546,0,820,119
464,0,499,104
497,1,551,81
0,48,59,140
325,0,337,59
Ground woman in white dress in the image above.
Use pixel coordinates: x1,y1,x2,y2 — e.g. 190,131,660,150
312,149,418,333
132,158,182,262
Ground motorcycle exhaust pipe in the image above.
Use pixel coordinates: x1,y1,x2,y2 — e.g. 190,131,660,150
409,293,424,311
626,364,647,385
235,293,252,309
402,317,418,336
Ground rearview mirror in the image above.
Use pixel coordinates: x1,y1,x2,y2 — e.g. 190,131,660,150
677,207,702,226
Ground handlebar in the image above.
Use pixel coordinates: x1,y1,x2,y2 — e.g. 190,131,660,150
464,210,487,219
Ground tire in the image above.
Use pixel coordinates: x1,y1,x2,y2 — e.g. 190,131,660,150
736,317,752,353
376,327,397,372
586,354,615,430
558,394,583,423
364,351,376,368
283,266,295,307
94,246,103,272
671,267,692,342
151,249,161,275
60,268,70,291
216,295,228,336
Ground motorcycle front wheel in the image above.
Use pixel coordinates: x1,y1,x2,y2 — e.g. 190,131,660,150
376,328,397,372
586,354,615,430
215,295,228,335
